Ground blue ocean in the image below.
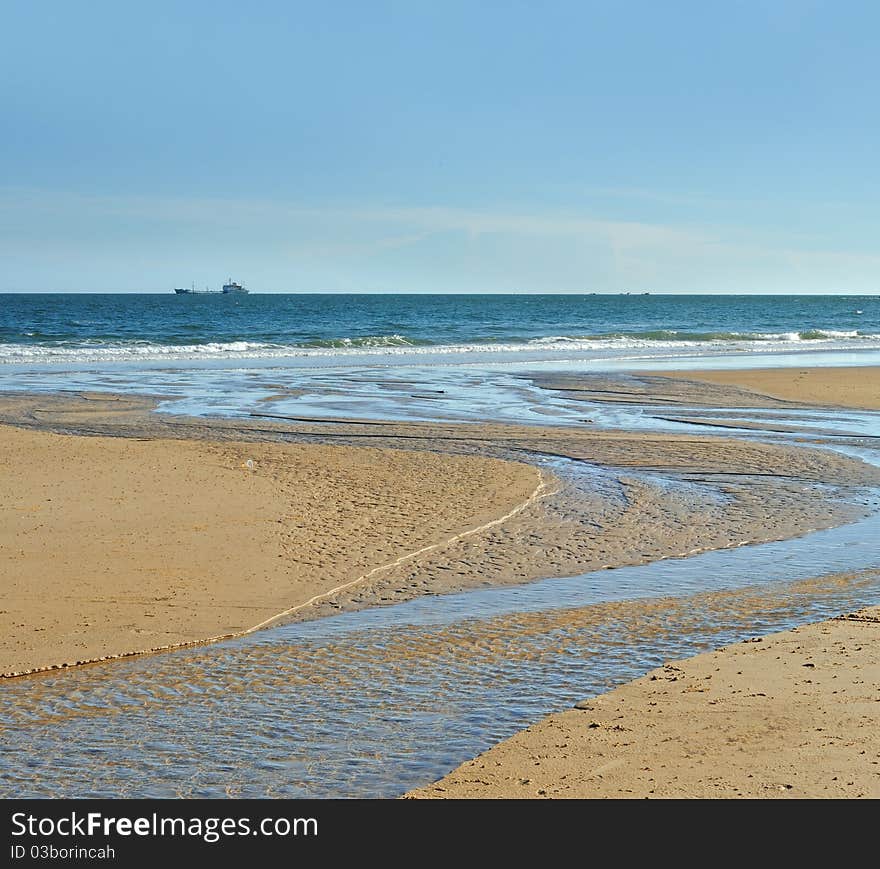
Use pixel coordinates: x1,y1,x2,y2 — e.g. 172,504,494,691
1,293,878,364
2,293,879,424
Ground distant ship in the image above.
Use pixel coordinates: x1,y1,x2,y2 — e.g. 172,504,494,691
173,279,249,295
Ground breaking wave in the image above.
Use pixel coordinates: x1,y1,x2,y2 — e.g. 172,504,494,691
2,327,879,365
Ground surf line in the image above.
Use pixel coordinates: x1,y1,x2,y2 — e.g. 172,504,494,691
2,469,556,679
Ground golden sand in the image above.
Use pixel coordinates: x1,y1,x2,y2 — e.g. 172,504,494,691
0,424,539,675
651,365,880,410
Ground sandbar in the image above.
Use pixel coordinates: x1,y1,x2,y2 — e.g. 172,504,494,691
649,365,880,410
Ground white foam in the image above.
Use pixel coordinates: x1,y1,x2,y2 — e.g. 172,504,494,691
2,330,879,365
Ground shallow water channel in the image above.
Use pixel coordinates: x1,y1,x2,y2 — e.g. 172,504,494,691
2,445,879,798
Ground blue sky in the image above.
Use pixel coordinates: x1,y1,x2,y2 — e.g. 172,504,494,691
2,1,879,293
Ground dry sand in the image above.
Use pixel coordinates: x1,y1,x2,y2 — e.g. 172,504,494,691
0,424,540,676
650,365,880,410
408,605,880,799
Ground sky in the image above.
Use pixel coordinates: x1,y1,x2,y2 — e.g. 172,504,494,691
2,0,879,294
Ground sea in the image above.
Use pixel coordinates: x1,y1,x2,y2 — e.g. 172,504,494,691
1,293,879,421
2,292,879,364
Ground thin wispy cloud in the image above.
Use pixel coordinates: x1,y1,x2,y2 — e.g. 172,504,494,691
2,188,879,292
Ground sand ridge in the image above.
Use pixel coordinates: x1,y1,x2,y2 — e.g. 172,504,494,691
0,424,540,676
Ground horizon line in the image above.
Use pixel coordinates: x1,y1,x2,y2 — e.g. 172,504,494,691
3,290,879,297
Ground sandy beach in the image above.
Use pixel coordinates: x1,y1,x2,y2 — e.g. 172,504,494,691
3,366,878,679
2,362,879,798
408,602,880,798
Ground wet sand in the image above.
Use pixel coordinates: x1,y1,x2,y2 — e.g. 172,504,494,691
3,385,878,678
408,604,880,799
404,364,880,799
650,365,880,410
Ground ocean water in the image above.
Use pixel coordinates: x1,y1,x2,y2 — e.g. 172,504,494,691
1,293,879,365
